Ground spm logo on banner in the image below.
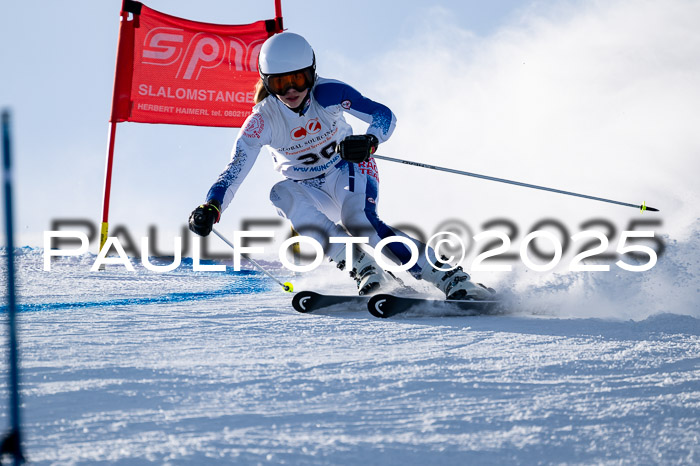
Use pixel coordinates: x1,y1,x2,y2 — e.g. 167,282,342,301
142,29,263,78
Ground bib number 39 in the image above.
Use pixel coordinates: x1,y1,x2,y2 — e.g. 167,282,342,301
297,141,337,166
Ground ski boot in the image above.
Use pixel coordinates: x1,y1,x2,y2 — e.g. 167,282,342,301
331,246,392,295
421,261,495,300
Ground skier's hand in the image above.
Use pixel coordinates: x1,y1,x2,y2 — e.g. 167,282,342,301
188,200,221,236
338,134,378,164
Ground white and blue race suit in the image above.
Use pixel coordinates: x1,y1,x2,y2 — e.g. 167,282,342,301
206,77,429,275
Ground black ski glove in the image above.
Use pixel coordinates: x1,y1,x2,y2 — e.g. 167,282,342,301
188,200,221,236
338,134,379,164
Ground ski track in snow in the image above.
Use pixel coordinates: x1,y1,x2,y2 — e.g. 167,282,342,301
0,248,698,465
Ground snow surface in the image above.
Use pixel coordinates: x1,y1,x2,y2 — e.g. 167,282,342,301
1,235,699,464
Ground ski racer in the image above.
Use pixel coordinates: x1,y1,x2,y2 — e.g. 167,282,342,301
189,32,493,299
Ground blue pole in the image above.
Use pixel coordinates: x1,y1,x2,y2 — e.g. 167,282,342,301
1,109,25,464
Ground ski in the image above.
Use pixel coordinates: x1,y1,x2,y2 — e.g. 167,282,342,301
367,293,500,319
292,290,368,313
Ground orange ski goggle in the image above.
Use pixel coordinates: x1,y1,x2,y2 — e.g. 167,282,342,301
263,68,315,95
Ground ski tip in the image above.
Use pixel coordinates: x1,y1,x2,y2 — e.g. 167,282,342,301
367,294,391,319
291,290,313,313
283,281,294,292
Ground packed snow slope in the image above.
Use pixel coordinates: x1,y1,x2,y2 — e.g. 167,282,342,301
0,228,698,465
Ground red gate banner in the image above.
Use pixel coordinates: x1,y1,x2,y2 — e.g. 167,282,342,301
112,0,282,127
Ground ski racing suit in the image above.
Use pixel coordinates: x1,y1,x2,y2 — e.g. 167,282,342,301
206,77,430,276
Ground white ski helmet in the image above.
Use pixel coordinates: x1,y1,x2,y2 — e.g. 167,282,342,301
258,32,316,95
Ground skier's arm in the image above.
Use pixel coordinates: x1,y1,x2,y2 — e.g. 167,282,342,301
313,80,397,143
188,113,268,236
206,113,269,212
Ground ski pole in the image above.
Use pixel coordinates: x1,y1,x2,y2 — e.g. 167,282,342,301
372,154,659,212
2,109,26,464
211,227,294,292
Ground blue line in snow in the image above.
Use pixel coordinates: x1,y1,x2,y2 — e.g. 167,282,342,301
1,278,273,313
